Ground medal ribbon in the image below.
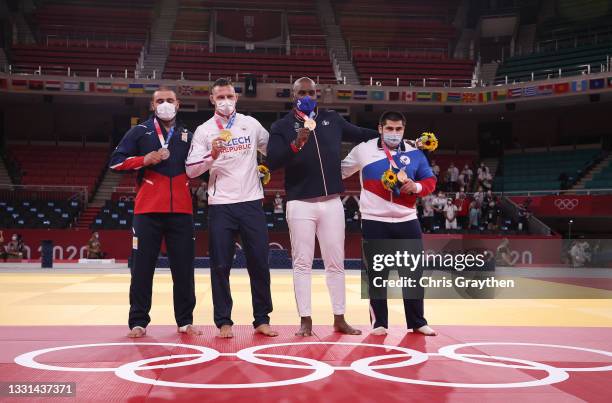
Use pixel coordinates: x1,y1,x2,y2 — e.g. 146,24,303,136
214,112,236,133
294,109,315,123
154,118,175,149
381,140,399,170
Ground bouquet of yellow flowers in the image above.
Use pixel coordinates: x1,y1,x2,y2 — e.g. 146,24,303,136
381,169,399,193
258,164,271,185
415,132,438,151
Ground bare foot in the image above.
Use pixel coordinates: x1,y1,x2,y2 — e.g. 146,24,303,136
295,316,313,336
217,324,234,338
178,324,203,336
127,326,146,338
370,326,387,336
333,315,362,335
413,325,437,336
255,324,279,337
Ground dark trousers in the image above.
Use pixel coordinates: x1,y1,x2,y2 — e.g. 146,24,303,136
208,200,273,328
129,213,196,329
362,219,427,329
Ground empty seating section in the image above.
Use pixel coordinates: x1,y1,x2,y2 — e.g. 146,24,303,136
163,52,336,83
496,42,612,82
586,163,612,189
30,0,153,42
288,14,326,51
495,149,600,191
172,8,210,48
9,145,108,196
178,0,315,11
10,44,142,77
0,200,81,229
332,0,473,86
497,0,612,82
11,0,151,77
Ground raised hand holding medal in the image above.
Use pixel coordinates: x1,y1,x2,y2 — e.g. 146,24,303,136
154,118,174,161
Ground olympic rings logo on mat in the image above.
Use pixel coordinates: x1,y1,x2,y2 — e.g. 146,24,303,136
14,341,612,389
554,198,579,210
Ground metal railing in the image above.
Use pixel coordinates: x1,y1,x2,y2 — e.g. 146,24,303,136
492,57,611,85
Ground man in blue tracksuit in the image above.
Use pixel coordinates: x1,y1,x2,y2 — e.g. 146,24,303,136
266,77,379,336
110,87,200,338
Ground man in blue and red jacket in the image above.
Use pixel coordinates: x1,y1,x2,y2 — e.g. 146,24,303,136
110,87,201,338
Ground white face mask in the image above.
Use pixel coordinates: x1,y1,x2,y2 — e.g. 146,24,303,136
216,99,236,116
382,132,403,148
156,102,177,121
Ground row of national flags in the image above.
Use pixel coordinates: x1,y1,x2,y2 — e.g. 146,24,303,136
4,77,612,102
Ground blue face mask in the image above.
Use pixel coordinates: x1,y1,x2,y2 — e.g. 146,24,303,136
296,96,317,113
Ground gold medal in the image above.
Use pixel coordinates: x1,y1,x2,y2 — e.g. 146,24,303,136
219,129,232,142
158,148,170,160
304,118,317,131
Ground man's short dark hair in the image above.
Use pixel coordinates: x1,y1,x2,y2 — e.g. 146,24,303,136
212,77,234,92
379,111,406,126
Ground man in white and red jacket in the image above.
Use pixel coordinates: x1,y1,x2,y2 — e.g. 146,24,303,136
341,111,437,336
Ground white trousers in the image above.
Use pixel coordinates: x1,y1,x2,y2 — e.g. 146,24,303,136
286,196,345,316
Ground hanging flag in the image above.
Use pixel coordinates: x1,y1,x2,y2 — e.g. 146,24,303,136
493,89,507,101
234,86,243,94
508,88,523,98
63,81,80,91
523,86,537,97
388,91,400,101
415,92,432,101
462,92,477,103
45,81,61,91
178,85,193,96
353,90,368,100
479,92,492,103
11,79,28,90
144,83,160,93
431,92,442,102
370,90,385,101
336,89,352,100
112,82,129,93
276,88,290,98
193,85,209,96
607,77,612,88
553,82,570,94
445,92,461,102
589,78,605,90
28,80,44,91
128,83,144,94
537,84,553,95
96,82,112,93
0,78,7,89
401,91,413,102
571,80,588,92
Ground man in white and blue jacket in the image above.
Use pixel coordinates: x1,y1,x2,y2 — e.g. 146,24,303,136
266,77,379,337
341,111,437,336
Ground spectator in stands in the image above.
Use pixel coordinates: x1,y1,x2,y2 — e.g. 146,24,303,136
0,231,5,261
447,162,459,192
421,194,435,233
267,76,378,337
477,162,489,178
455,187,469,228
431,160,440,178
195,181,208,208
484,197,501,231
517,205,531,232
474,186,485,207
341,110,437,336
432,191,447,230
468,201,480,230
273,192,284,215
110,86,201,338
569,241,591,267
461,164,473,189
86,232,104,259
186,78,277,338
444,198,459,230
4,233,24,260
